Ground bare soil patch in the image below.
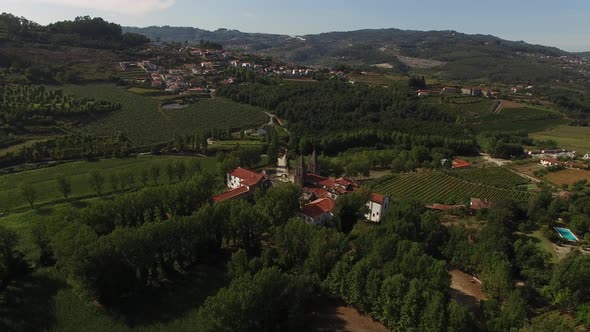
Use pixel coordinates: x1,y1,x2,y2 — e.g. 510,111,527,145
450,269,485,310
499,99,529,110
545,169,590,186
396,55,446,69
305,300,390,332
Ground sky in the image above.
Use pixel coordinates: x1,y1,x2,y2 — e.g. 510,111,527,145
2,0,590,51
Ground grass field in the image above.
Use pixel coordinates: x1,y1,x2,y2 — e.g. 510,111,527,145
447,167,530,189
0,155,217,212
530,125,590,153
372,171,531,204
62,84,269,146
544,169,590,187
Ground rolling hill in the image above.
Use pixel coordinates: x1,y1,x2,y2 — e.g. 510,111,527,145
123,25,577,81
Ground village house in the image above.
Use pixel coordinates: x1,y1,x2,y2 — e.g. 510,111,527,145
298,198,336,226
540,158,563,167
365,193,391,223
528,149,576,159
441,87,458,94
212,167,267,202
461,87,483,97
417,90,432,97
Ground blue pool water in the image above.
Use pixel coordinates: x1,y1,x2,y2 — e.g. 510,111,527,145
554,227,579,242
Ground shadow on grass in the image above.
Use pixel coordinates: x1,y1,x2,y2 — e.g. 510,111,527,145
108,255,230,328
0,269,66,332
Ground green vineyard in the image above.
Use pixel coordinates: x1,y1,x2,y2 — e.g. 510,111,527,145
447,167,529,189
62,84,269,146
373,171,531,204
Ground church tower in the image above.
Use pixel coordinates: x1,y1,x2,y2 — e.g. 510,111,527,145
308,148,320,174
294,154,306,187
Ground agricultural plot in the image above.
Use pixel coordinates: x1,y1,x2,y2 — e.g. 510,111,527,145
530,125,590,153
447,167,529,189
63,84,268,146
468,107,564,133
373,171,531,204
0,155,217,212
422,96,497,118
544,169,590,187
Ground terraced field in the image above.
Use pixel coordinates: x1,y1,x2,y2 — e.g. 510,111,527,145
447,167,529,189
373,171,531,204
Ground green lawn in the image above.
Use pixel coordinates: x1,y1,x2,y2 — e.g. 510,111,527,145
529,230,559,263
62,84,269,146
0,155,217,212
530,125,590,153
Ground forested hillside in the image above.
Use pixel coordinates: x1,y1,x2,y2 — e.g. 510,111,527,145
124,25,579,82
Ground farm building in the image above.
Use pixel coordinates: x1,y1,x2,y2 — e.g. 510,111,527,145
528,149,576,159
452,158,472,169
540,158,562,167
365,193,391,223
426,204,467,212
461,87,483,97
417,90,432,97
441,87,458,94
470,198,492,211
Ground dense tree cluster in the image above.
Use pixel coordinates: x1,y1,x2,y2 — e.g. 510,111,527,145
0,226,27,290
218,79,460,137
0,14,149,49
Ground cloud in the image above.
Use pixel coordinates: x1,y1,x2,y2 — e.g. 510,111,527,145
27,0,176,15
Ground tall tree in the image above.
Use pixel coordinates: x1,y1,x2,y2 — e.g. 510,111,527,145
56,175,72,199
19,183,36,209
89,170,105,196
255,184,301,226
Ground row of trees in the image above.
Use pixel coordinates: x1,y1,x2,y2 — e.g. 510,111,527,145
18,159,205,210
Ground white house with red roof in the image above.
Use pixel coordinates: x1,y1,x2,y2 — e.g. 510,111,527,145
299,198,336,226
212,167,266,203
540,157,562,168
365,193,391,223
227,167,265,189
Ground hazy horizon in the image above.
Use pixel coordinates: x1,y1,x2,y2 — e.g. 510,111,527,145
3,0,590,52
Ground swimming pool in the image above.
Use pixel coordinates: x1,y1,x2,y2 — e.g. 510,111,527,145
554,227,579,242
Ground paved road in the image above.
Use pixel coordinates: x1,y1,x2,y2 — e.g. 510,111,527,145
493,100,503,114
264,111,290,135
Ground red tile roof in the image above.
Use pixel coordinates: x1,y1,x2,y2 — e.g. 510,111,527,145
212,186,250,202
370,193,386,205
304,187,331,199
301,198,335,218
541,157,561,165
470,198,492,210
452,158,471,169
306,173,328,184
336,178,354,187
229,167,264,187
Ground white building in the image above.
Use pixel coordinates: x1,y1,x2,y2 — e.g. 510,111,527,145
365,193,391,223
226,167,265,190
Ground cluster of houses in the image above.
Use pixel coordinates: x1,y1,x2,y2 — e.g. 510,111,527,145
212,149,390,226
118,46,315,95
527,149,589,170
416,86,499,98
